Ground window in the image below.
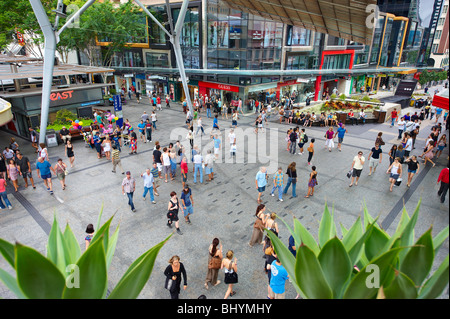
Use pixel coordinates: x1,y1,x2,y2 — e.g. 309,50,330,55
149,6,168,45
435,30,442,40
286,26,311,46
327,35,346,46
145,52,169,68
431,44,439,54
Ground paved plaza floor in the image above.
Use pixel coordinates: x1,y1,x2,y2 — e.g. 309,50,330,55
0,95,448,299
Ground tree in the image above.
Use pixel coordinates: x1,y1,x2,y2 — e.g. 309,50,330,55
265,200,449,299
60,0,147,67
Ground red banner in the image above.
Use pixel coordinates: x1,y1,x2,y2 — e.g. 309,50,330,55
198,81,240,93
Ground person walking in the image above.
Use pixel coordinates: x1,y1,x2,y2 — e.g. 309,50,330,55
122,171,136,212
196,116,205,136
15,152,36,189
390,108,398,127
161,147,174,183
212,134,221,160
268,256,289,299
141,168,156,204
335,124,348,152
0,176,13,210
111,145,124,174
249,204,268,247
221,250,238,299
193,151,203,184
36,156,55,195
437,165,449,203
386,157,402,192
404,155,420,188
436,134,447,159
205,238,223,290
368,144,383,176
305,166,318,198
388,145,398,166
54,159,68,190
65,140,75,168
297,128,307,155
6,159,20,192
180,184,194,224
205,150,215,181
421,142,436,167
255,167,268,204
325,127,335,152
307,138,315,166
283,162,297,197
164,255,187,299
167,191,183,235
270,167,284,202
265,213,279,237
349,151,365,187
145,118,153,143
397,117,406,139
289,128,298,154
180,156,188,189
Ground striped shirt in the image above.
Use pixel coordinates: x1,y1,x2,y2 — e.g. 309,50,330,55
150,167,158,178
112,149,120,160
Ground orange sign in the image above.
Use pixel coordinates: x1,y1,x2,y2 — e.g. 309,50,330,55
50,90,74,101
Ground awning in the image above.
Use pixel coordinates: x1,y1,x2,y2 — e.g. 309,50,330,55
222,0,377,45
432,89,449,110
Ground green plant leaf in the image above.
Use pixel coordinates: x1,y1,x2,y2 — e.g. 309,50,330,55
342,216,363,251
0,238,15,268
340,223,349,238
108,234,172,299
400,228,434,287
0,268,26,299
348,219,377,266
106,223,120,270
293,219,320,256
295,244,333,299
318,237,352,299
15,243,66,299
63,223,81,266
90,214,114,255
343,247,403,299
384,271,418,299
365,226,390,262
362,201,375,230
318,203,334,248
433,225,449,254
47,214,70,275
95,202,105,231
398,200,421,263
62,235,107,299
418,255,449,299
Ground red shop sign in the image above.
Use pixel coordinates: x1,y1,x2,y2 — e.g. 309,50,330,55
50,90,74,101
198,81,240,93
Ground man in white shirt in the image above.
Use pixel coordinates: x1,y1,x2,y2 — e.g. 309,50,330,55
404,132,413,157
229,129,236,148
205,149,215,181
3,147,14,160
193,152,203,184
397,117,406,139
141,168,156,203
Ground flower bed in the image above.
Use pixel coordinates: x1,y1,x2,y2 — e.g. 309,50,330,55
320,100,380,112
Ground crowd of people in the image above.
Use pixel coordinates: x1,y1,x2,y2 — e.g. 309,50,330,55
1,84,448,301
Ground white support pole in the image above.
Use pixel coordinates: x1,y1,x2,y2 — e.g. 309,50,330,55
29,0,57,143
135,0,194,115
56,0,96,39
133,0,172,38
171,0,194,115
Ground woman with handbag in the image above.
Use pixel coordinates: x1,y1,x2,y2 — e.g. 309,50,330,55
164,255,187,299
167,191,183,235
387,157,402,192
54,158,68,190
221,250,238,299
205,238,223,290
305,166,318,198
249,204,268,247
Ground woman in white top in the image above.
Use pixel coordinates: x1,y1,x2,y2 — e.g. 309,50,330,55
161,147,174,182
196,116,205,135
387,157,402,192
102,136,112,160
38,143,49,161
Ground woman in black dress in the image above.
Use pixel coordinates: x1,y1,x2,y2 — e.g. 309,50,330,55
167,191,182,235
66,140,75,168
164,255,187,299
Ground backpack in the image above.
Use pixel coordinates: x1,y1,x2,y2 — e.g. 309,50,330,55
290,132,297,142
302,134,309,143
